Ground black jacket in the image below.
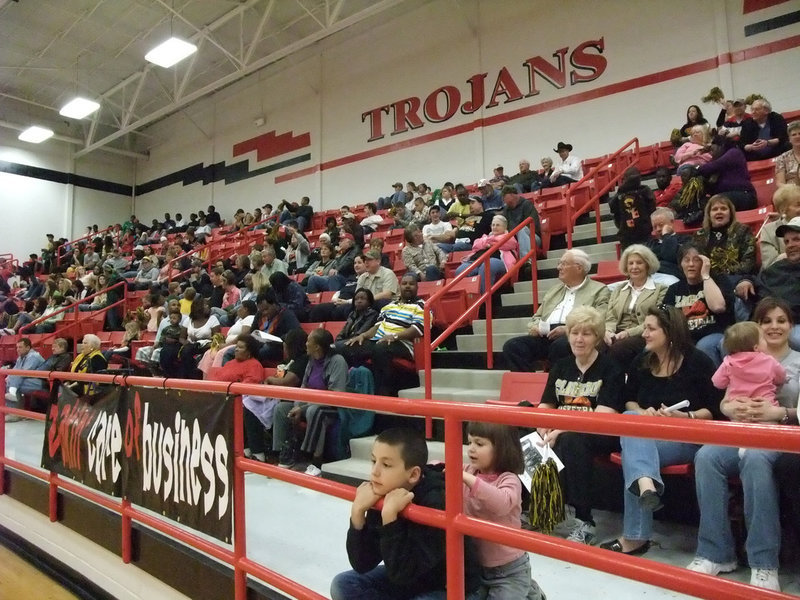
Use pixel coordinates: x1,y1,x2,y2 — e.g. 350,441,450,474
345,464,480,599
740,112,789,161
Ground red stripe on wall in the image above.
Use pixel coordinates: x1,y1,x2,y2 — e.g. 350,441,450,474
743,0,790,15
275,34,800,184
233,130,311,163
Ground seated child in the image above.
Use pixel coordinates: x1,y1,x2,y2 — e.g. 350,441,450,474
331,428,480,600
712,322,786,457
158,308,188,377
463,422,546,599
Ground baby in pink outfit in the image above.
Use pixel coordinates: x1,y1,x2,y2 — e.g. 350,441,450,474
713,322,786,457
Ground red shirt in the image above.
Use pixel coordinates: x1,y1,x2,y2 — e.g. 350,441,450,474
218,357,264,384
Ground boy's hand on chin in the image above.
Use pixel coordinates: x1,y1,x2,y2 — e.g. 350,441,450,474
381,489,415,524
353,481,381,511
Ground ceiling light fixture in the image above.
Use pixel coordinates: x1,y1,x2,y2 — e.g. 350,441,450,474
145,37,197,68
59,97,101,119
18,126,54,144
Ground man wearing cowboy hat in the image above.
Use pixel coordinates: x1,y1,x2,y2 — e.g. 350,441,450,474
548,141,583,187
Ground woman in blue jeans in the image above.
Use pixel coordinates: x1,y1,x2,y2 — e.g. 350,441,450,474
454,215,518,293
599,306,722,555
686,297,800,592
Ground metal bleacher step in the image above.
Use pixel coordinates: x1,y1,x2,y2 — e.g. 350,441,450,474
322,435,469,482
454,331,524,353
471,317,530,335
397,368,506,404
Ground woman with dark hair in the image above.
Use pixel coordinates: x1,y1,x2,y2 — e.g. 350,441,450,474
695,136,757,211
174,296,221,378
199,300,259,374
663,241,735,366
268,271,310,322
324,216,340,248
334,288,380,349
255,288,300,363
274,328,349,474
303,241,336,279
687,297,798,592
693,194,756,320
677,105,709,142
600,306,722,556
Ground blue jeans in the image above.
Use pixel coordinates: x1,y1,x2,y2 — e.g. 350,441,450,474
331,565,479,600
514,227,541,259
455,258,506,293
695,333,723,368
437,241,472,254
306,274,346,293
694,445,781,569
422,266,443,281
620,429,700,541
210,307,231,326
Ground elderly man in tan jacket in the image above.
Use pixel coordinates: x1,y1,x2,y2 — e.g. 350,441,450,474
502,248,610,371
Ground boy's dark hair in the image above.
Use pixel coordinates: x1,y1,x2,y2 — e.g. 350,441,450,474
375,428,428,469
466,422,525,474
168,307,182,317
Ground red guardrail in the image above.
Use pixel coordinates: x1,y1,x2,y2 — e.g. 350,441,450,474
1,370,799,600
56,225,115,268
565,137,640,248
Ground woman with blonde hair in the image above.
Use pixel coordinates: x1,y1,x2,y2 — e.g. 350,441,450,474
775,120,800,185
536,305,625,545
603,244,668,365
760,184,800,269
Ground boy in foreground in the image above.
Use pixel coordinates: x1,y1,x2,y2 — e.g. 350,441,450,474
330,428,480,599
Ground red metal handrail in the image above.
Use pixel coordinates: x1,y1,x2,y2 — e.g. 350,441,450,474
56,225,115,267
163,214,278,284
565,137,641,248
423,217,539,395
18,280,127,334
1,370,799,600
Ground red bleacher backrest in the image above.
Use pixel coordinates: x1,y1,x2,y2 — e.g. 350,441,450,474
324,321,346,338
495,372,548,405
591,260,625,285
754,178,777,208
737,206,772,236
300,322,324,334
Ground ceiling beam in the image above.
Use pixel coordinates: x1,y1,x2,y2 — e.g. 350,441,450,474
0,120,148,159
75,0,408,158
244,0,276,66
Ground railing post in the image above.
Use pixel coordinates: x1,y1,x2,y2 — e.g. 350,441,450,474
48,472,58,522
531,221,539,314
484,253,494,370
121,498,133,563
232,395,248,600
423,307,433,438
443,414,465,599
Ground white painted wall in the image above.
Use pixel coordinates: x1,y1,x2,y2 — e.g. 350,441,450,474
133,0,800,221
3,0,798,261
0,132,133,260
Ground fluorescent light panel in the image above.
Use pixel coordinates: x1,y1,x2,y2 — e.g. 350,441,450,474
19,126,54,143
145,37,197,68
59,97,100,119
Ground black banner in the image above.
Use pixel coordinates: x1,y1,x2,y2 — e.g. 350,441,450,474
42,385,126,497
41,385,234,543
123,388,234,543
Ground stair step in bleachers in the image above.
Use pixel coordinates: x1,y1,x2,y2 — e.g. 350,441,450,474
322,435,469,482
471,317,531,335
453,331,526,353
397,368,507,404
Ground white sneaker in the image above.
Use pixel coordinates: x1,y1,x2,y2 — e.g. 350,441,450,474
750,568,780,591
304,464,322,477
686,557,737,575
566,519,596,545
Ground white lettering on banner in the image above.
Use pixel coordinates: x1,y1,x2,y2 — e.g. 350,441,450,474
141,402,230,518
86,410,123,484
362,38,607,141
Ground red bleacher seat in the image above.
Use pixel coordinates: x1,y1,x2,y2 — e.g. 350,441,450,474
487,372,548,406
737,206,772,236
591,260,625,285
300,322,323,334
609,452,693,476
307,292,322,304
747,158,776,184
416,279,444,300
754,178,777,208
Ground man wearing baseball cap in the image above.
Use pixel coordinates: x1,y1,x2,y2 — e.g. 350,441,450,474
736,216,800,345
356,249,399,308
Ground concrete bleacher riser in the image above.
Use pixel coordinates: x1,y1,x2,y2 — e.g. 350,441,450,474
322,435,469,482
397,368,507,404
